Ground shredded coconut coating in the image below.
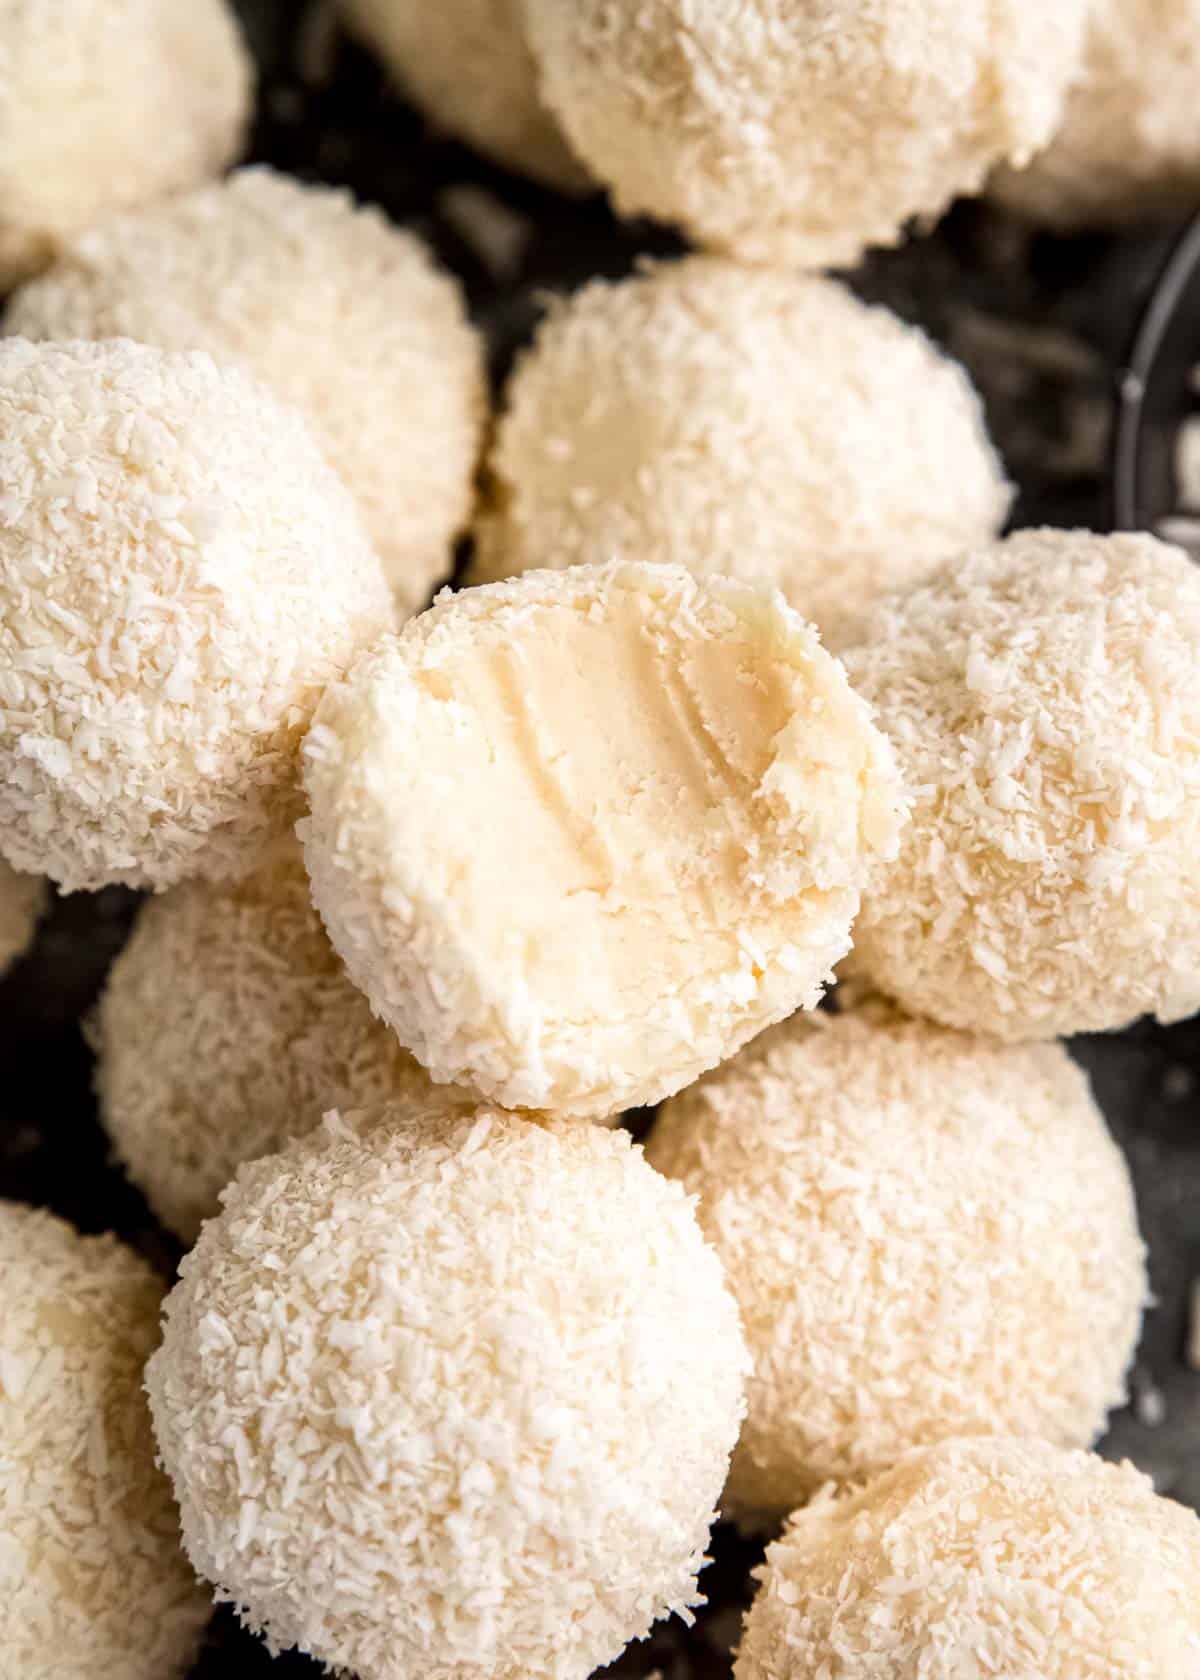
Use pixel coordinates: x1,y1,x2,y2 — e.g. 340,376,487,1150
522,0,1088,267
94,839,475,1245
7,170,488,618
0,0,251,289
736,1438,1200,1679
845,529,1200,1040
474,259,1010,645
147,1108,749,1680
302,561,906,1118
338,0,589,192
0,1202,210,1679
0,339,392,893
647,1006,1146,1526
0,858,44,976
992,0,1200,229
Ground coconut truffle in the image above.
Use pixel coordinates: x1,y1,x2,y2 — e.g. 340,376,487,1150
301,561,905,1118
522,0,1088,267
0,338,392,893
0,1202,210,1679
845,528,1200,1040
94,840,475,1245
0,0,251,290
736,1438,1200,1679
339,0,588,192
7,170,487,617
992,0,1200,229
0,861,44,977
647,1006,1146,1525
148,1106,748,1680
474,260,1010,645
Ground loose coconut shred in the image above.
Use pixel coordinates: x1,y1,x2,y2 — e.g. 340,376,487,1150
736,1438,1200,1679
147,1108,749,1680
0,1203,210,1680
846,529,1200,1039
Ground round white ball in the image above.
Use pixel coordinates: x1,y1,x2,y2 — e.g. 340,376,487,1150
0,1202,210,1679
94,840,474,1244
0,338,392,894
993,0,1200,229
522,0,1088,266
339,0,589,191
147,1107,748,1680
647,1006,1146,1525
0,0,251,289
736,1438,1200,1680
475,259,1010,646
0,861,44,977
302,561,905,1118
7,170,488,619
845,529,1200,1040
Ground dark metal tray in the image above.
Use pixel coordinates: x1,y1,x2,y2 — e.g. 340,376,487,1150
2,5,1197,1674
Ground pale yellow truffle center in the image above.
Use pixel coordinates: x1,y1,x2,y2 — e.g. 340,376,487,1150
390,591,832,1028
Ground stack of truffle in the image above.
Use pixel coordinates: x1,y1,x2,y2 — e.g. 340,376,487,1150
2,3,1200,1679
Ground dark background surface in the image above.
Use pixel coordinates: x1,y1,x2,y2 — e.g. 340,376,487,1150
1,3,1198,1674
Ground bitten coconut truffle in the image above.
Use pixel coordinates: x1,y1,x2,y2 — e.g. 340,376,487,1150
0,861,44,977
8,170,488,617
302,561,905,1118
474,260,1010,645
148,1107,748,1680
339,0,589,191
647,1006,1146,1524
522,0,1088,266
846,529,1200,1039
992,0,1200,229
736,1438,1200,1679
0,0,251,289
0,339,392,893
94,840,474,1245
0,1203,210,1679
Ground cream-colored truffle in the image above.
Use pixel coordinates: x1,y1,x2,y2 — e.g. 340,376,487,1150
0,861,44,977
736,1438,1200,1679
992,0,1200,229
302,561,905,1119
0,1202,210,1679
339,0,589,192
522,0,1088,266
474,260,1010,645
647,1006,1146,1525
148,1107,748,1680
846,529,1200,1040
0,338,392,894
7,170,487,618
0,0,251,289
94,840,474,1245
